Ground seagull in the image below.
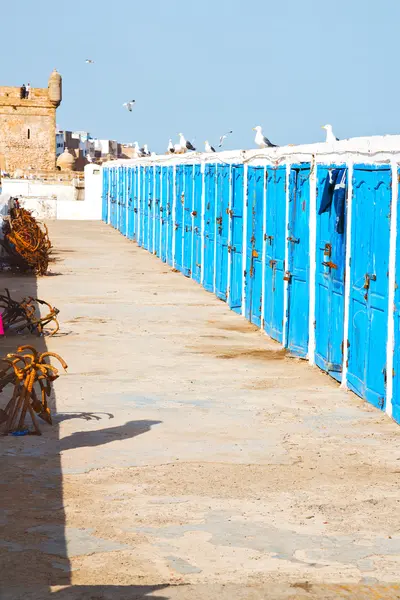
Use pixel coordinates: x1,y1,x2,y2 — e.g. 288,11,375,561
85,59,95,64
205,141,216,153
123,100,135,112
253,125,278,148
140,144,150,156
167,139,175,153
174,143,185,154
219,130,233,148
322,124,339,143
133,141,143,157
179,133,196,151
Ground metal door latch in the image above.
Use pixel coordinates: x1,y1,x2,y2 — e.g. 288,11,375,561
191,211,197,217
216,216,222,225
269,259,277,268
364,273,377,289
228,245,236,253
287,236,300,244
226,209,234,217
322,261,337,269
252,249,259,258
324,242,332,257
283,271,292,282
264,234,274,243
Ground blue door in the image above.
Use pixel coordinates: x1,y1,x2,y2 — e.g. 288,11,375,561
315,166,347,380
264,166,286,342
110,168,117,228
102,168,109,223
167,166,174,265
174,165,184,271
160,167,167,262
245,166,264,326
392,167,400,423
286,165,311,357
154,166,161,256
229,165,244,314
347,165,391,409
138,166,145,247
133,166,138,241
183,165,194,277
121,167,128,235
192,164,203,283
127,168,135,240
215,164,230,300
147,167,154,253
203,164,216,292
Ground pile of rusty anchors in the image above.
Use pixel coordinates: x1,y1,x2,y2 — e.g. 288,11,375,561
0,288,60,336
0,345,67,435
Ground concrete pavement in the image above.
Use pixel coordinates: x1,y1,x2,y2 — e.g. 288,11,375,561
1,221,400,599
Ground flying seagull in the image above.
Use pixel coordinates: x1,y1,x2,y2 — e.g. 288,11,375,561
85,59,95,64
219,130,233,148
179,133,196,151
322,124,339,143
123,100,135,112
205,140,216,153
253,125,278,148
167,139,175,153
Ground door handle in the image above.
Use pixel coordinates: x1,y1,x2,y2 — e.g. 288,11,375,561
228,245,236,253
287,236,300,244
283,271,292,282
324,242,332,257
322,261,337,269
364,273,376,289
269,259,277,268
216,216,222,225
264,234,274,243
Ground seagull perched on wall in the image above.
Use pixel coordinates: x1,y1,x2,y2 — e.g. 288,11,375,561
253,125,278,148
133,141,143,158
167,139,175,154
179,133,196,152
123,100,135,112
140,144,150,156
85,59,95,64
219,130,233,148
205,140,216,153
322,124,339,143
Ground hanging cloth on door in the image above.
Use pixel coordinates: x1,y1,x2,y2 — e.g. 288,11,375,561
318,168,347,234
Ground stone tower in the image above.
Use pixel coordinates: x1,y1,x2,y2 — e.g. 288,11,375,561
0,70,62,175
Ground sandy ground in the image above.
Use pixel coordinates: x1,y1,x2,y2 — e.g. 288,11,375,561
1,221,400,599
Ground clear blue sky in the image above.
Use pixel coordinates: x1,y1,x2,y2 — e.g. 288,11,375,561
3,0,398,152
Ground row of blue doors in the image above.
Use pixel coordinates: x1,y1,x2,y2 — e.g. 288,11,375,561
103,162,397,421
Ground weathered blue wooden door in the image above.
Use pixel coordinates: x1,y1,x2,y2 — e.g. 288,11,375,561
102,168,109,223
347,165,391,409
264,166,286,342
286,165,311,357
192,164,203,283
147,167,154,253
127,168,134,240
392,168,400,423
174,165,184,271
154,166,161,256
315,166,347,380
138,166,145,247
132,166,138,241
229,165,244,314
215,164,230,301
166,166,174,265
118,168,124,234
110,168,117,228
203,164,216,292
245,166,264,326
160,167,167,262
183,165,194,277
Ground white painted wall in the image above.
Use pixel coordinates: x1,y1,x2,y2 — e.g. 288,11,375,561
1,167,101,220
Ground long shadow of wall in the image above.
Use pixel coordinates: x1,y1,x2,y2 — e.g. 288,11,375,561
0,272,169,600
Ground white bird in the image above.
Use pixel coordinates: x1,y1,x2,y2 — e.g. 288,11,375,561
123,100,135,112
140,144,150,156
167,139,175,154
85,59,95,64
205,140,216,153
178,133,196,152
133,141,143,158
253,125,278,148
219,130,233,148
322,124,339,143
174,143,185,154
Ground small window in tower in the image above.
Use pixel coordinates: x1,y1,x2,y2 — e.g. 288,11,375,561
27,128,31,140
